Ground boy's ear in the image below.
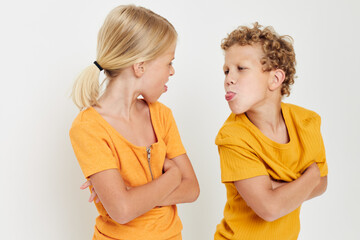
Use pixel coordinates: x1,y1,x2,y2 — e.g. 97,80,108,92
269,69,285,91
132,62,145,77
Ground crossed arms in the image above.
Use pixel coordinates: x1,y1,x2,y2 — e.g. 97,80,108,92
85,153,199,224
234,163,327,222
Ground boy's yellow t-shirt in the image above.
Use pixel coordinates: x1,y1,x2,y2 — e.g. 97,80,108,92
69,101,186,240
214,102,328,240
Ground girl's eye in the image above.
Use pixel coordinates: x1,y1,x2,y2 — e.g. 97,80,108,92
169,62,173,66
224,70,229,75
238,66,245,71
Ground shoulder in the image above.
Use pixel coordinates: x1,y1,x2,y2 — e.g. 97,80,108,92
215,113,251,147
283,102,321,126
149,101,172,114
148,101,174,123
69,108,107,138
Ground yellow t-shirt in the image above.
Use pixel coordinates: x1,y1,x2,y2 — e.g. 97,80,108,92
214,103,328,240
69,101,186,240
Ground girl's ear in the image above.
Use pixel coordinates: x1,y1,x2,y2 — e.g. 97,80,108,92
133,62,145,77
269,69,285,91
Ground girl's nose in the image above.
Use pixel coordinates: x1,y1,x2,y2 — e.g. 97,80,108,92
170,65,175,76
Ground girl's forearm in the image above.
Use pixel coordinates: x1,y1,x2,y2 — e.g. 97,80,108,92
157,177,200,206
92,168,181,225
121,168,182,221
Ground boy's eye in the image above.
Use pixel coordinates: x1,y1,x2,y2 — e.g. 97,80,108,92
169,61,173,66
238,66,245,70
224,70,229,75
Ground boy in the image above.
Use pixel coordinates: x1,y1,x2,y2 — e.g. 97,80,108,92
214,23,328,240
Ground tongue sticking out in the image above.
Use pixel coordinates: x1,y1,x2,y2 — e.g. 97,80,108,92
225,92,235,101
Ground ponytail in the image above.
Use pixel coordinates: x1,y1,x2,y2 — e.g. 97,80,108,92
71,5,177,110
71,64,101,110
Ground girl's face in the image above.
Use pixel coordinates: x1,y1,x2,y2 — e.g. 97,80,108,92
140,43,176,103
223,44,272,114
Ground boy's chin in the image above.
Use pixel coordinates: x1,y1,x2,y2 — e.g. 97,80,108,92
229,104,246,115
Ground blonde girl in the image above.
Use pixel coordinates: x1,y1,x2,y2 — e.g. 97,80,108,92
69,5,199,240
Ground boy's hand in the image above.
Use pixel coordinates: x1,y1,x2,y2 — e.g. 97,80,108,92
304,162,321,183
305,162,320,175
270,179,287,190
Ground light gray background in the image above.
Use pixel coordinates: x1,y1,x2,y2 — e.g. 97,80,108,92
1,0,359,239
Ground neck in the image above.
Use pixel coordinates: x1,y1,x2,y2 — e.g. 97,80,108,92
245,98,284,134
96,72,142,120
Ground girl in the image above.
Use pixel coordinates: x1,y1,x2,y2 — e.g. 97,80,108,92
69,5,199,240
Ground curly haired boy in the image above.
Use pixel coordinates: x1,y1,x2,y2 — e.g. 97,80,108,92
214,23,328,240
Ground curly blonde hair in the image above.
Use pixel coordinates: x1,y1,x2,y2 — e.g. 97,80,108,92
221,22,296,96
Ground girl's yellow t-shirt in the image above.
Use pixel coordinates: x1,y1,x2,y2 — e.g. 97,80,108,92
70,101,186,240
214,102,328,240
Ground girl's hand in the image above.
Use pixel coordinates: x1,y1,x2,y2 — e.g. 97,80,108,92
163,158,182,184
80,180,100,203
81,180,131,203
163,158,178,172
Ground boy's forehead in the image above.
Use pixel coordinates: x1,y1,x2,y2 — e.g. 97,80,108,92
225,44,264,62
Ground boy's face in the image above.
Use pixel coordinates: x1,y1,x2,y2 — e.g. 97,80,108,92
223,44,273,114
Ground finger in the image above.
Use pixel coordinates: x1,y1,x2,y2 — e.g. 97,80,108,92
80,180,91,190
89,189,97,202
89,191,97,202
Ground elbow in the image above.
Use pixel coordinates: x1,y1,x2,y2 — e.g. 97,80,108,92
114,216,131,225
253,203,282,222
112,208,133,225
317,176,328,197
187,181,200,203
109,201,135,225
191,183,200,202
321,176,328,194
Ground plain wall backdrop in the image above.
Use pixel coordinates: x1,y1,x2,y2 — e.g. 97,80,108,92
1,0,359,239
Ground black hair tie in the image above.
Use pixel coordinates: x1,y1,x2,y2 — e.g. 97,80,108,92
93,61,103,71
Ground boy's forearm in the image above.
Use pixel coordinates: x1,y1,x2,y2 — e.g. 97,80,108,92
261,166,320,221
306,176,327,200
272,176,327,201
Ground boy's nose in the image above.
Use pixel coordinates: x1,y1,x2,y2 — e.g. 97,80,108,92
225,75,236,85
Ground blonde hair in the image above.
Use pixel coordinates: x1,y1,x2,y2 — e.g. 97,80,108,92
221,22,296,96
71,5,178,110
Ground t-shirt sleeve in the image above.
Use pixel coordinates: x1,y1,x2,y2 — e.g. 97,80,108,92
316,130,328,177
162,108,186,159
69,122,119,178
219,143,269,183
313,115,328,177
